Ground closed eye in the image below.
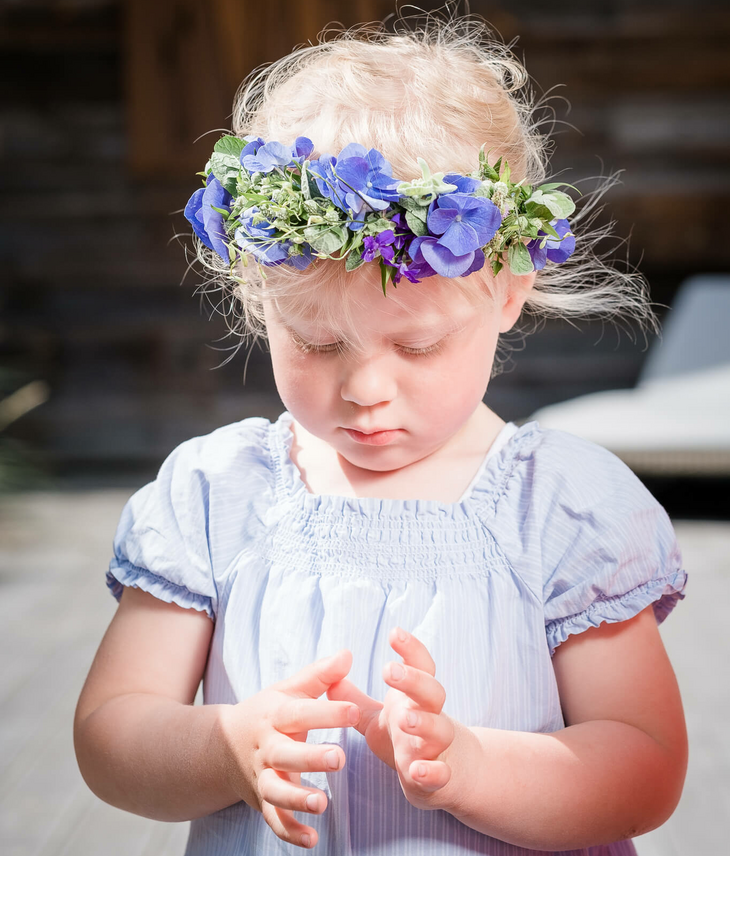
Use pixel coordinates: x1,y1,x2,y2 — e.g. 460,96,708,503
290,333,445,358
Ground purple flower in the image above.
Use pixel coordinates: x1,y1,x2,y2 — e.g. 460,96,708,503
362,230,396,264
389,212,413,250
389,257,423,285
308,144,401,226
184,172,232,263
235,207,313,268
401,193,500,278
527,218,575,270
240,136,314,173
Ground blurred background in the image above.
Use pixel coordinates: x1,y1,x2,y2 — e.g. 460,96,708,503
1,0,729,856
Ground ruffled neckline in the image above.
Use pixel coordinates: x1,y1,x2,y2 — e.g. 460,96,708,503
269,409,541,518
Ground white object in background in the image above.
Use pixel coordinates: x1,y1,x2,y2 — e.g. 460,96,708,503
531,275,730,474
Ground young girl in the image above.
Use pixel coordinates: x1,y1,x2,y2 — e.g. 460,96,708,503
74,14,688,856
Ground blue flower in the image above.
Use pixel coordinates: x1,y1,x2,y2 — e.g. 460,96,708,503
240,136,314,173
184,172,232,263
407,236,486,279
235,207,313,269
527,218,575,270
402,193,500,278
443,173,482,194
309,144,401,227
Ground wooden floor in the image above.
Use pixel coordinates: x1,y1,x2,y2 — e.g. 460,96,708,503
1,489,728,856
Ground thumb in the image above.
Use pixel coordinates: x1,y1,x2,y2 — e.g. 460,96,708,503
276,648,354,699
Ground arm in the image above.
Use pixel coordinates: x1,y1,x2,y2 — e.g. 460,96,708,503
74,586,231,823
74,586,359,848
329,607,688,852
444,605,688,850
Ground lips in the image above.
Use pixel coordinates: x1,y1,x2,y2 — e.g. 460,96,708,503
342,427,402,446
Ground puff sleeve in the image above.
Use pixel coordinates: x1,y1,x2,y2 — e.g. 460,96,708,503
533,431,687,656
106,436,218,621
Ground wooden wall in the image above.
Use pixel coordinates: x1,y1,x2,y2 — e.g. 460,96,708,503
2,0,729,480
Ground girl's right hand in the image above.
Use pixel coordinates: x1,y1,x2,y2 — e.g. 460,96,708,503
217,648,360,850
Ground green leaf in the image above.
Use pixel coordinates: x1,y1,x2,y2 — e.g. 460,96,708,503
210,152,241,194
541,191,575,219
397,196,422,212
380,260,392,295
303,167,325,200
491,259,504,276
303,225,347,255
214,135,247,157
538,182,579,193
524,202,554,221
507,241,535,275
345,248,365,271
405,209,428,236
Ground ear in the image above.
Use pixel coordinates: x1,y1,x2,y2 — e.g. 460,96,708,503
498,272,535,333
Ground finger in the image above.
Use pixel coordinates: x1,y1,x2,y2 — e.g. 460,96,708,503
275,648,354,699
258,768,328,815
389,628,436,676
273,696,360,734
327,677,383,737
399,708,454,757
383,661,446,713
263,736,346,774
408,758,452,794
260,799,319,850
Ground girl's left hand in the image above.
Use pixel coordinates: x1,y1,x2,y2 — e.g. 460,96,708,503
327,628,458,810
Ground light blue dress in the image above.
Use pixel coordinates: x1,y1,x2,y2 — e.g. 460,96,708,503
106,410,686,856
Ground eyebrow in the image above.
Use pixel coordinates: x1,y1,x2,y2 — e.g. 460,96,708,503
281,319,462,342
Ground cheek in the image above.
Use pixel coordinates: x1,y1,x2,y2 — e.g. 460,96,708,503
269,345,333,413
424,343,493,412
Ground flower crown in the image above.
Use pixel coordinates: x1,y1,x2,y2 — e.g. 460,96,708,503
185,135,577,291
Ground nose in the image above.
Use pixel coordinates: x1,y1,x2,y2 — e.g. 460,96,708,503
340,355,397,407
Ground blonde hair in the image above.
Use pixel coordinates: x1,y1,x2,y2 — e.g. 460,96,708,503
190,9,655,357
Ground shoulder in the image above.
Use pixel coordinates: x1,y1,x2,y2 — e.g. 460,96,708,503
495,422,657,516
166,416,274,480
485,423,685,620
124,414,279,538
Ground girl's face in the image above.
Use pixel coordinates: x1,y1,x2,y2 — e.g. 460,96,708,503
264,270,525,474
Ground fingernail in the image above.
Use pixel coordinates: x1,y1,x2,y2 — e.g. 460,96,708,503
407,710,418,727
348,705,360,725
417,763,427,778
325,749,340,769
305,794,319,812
301,833,311,848
396,627,407,642
390,662,405,681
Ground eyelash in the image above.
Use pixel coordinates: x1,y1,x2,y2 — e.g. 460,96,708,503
291,335,444,358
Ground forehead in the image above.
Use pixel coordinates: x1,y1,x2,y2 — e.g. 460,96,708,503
271,267,486,339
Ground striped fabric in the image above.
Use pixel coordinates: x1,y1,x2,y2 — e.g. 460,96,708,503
106,410,686,855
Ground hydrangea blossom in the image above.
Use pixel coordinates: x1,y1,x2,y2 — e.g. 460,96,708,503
240,137,314,173
405,193,501,278
184,172,232,263
235,207,313,269
309,144,401,228
527,218,575,270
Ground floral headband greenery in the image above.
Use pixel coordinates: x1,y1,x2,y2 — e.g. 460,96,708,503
185,135,577,292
